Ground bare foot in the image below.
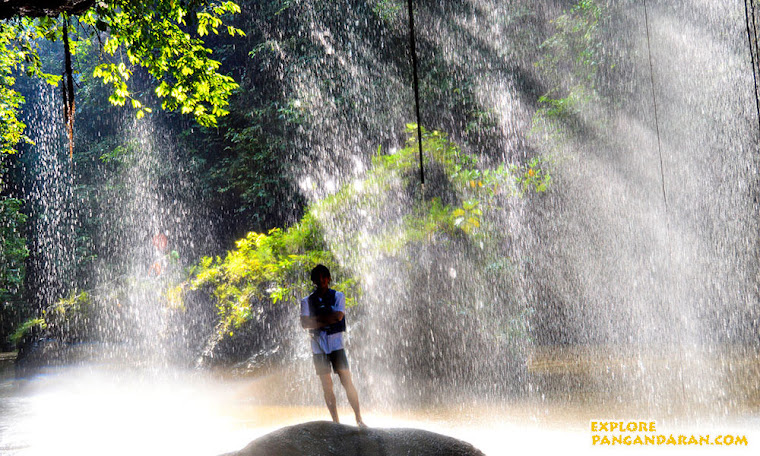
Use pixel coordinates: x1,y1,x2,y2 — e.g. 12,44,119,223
357,420,368,428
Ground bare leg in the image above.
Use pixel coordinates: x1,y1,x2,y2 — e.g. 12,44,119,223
337,369,365,427
318,373,339,423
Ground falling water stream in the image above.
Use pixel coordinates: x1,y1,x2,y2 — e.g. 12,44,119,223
2,1,760,455
22,84,76,314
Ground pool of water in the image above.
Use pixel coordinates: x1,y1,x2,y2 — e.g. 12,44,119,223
1,358,758,456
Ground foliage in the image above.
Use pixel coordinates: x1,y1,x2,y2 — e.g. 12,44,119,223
0,19,61,155
420,64,497,138
0,25,26,156
3,0,566,357
172,0,507,240
535,0,603,113
177,127,550,345
10,290,93,347
9,317,45,346
0,196,28,302
0,194,28,347
174,211,355,337
307,127,549,380
370,0,404,23
317,124,550,253
0,1,244,156
532,0,608,141
42,290,92,342
0,20,40,342
186,101,304,235
81,1,245,125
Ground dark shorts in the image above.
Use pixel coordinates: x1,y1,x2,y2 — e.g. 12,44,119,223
312,349,349,375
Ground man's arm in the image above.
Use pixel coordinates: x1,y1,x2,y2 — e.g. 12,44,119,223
300,311,344,329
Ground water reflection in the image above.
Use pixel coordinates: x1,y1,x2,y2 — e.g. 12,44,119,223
0,365,247,455
1,361,757,456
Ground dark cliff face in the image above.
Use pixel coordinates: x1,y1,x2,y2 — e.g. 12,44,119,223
225,421,485,456
0,0,95,20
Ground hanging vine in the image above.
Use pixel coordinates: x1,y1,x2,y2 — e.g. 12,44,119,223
61,15,75,158
744,0,760,135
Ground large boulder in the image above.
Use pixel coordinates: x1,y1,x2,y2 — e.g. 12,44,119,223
223,421,485,456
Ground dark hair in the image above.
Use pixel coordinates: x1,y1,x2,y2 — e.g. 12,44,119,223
310,264,331,283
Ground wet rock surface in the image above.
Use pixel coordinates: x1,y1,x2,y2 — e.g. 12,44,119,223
223,421,485,456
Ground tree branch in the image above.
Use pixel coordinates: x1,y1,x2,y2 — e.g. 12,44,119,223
0,0,95,20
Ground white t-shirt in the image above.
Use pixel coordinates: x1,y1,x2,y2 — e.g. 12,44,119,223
300,290,345,355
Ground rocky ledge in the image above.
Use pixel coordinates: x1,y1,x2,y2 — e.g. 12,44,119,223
223,421,485,456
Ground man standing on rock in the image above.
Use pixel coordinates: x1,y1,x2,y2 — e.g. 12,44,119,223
300,264,366,427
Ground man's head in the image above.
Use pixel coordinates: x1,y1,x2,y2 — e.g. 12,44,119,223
311,264,331,289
